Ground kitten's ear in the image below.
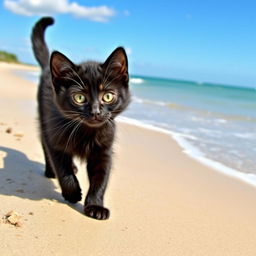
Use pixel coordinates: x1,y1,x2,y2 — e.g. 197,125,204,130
102,47,128,82
50,51,75,91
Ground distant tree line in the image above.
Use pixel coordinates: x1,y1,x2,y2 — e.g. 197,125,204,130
0,50,19,63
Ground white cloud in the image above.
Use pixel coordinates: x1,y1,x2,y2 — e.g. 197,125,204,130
4,0,115,22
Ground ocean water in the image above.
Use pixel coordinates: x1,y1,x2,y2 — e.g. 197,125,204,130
126,76,256,176
17,70,256,185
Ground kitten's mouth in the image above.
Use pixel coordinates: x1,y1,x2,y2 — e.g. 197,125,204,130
83,118,106,127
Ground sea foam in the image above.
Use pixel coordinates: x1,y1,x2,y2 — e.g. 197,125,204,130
117,116,256,188
130,78,144,84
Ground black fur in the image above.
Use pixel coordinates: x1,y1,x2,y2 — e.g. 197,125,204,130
31,17,54,69
31,17,130,220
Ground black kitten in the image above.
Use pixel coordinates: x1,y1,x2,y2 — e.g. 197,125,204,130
31,17,130,220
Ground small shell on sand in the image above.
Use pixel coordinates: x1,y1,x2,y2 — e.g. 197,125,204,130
4,210,22,227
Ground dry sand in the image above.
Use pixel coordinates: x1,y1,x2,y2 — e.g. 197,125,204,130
1,62,256,255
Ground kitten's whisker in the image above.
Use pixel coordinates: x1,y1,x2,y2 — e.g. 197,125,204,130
42,113,79,124
65,66,85,87
101,59,117,87
45,118,78,136
62,111,83,116
110,109,123,114
63,120,81,154
102,71,112,89
102,59,122,87
101,60,112,86
62,76,84,90
44,115,80,136
71,119,83,147
44,118,75,130
102,70,116,89
62,110,80,113
102,74,121,89
107,120,114,129
102,70,115,88
54,121,79,148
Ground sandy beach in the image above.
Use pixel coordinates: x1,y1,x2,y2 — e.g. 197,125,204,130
1,62,256,256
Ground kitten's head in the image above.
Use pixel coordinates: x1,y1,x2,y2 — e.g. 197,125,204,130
50,47,130,128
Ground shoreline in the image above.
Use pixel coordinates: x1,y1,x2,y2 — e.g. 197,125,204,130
2,62,256,255
118,116,256,189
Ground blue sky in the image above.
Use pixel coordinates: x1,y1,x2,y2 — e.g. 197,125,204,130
0,0,255,87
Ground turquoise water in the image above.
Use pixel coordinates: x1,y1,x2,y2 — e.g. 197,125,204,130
126,76,256,175
18,70,256,177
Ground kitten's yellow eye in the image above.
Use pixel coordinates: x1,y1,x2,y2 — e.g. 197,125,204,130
73,93,86,104
103,92,114,103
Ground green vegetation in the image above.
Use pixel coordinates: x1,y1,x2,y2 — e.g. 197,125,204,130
0,50,19,63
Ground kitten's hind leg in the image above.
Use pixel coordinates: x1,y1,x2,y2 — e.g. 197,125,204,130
46,146,82,203
42,144,56,178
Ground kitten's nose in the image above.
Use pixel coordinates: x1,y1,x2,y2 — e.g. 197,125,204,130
90,103,101,117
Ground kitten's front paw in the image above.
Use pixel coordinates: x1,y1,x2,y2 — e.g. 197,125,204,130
84,205,110,220
61,175,82,203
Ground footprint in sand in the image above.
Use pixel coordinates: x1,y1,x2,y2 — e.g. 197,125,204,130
5,127,12,134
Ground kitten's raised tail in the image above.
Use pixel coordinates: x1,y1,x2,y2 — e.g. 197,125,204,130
31,17,54,69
